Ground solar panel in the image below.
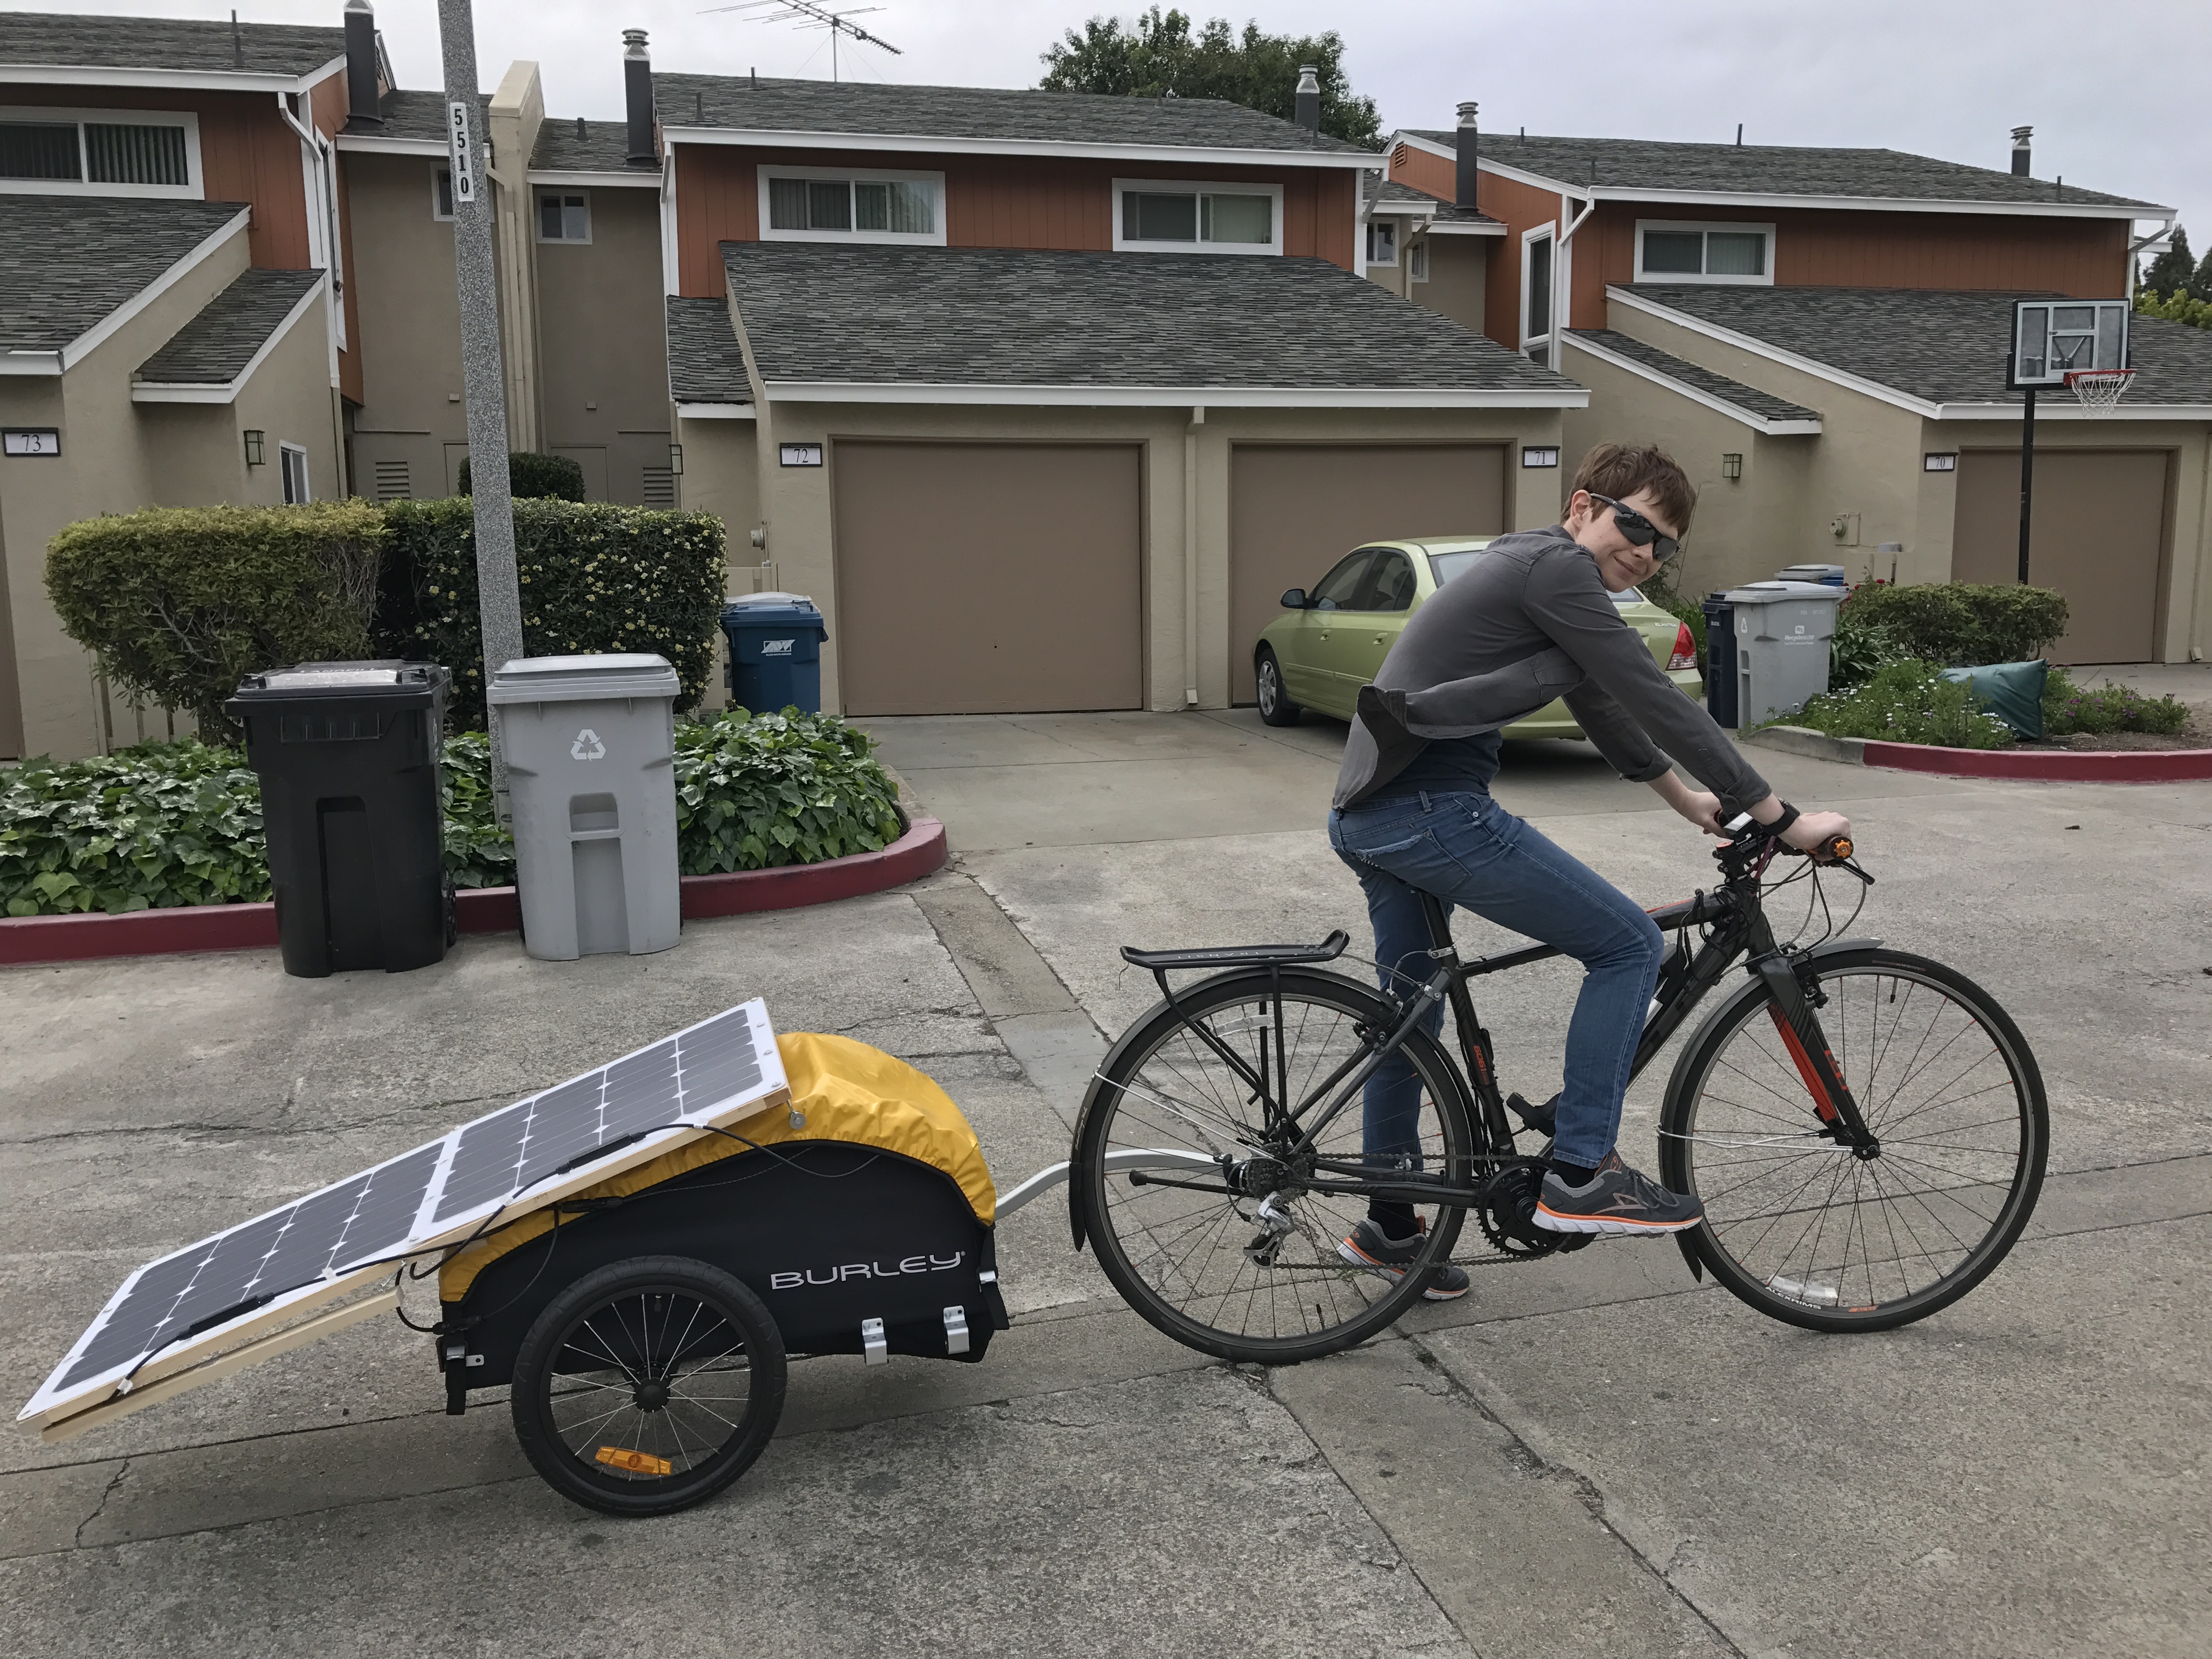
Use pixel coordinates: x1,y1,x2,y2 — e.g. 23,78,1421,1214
21,1001,786,1435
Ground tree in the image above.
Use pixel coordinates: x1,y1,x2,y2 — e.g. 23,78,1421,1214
2140,226,2193,297
1039,8,1381,149
2194,243,2212,303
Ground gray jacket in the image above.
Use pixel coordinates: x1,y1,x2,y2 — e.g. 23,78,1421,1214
1331,524,1773,812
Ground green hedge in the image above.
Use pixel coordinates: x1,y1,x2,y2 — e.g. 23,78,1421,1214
1830,581,2069,690
373,498,726,730
3,712,901,917
455,451,588,501
44,503,385,742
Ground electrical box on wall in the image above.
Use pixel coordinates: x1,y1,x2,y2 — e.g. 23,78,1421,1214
1829,513,1860,546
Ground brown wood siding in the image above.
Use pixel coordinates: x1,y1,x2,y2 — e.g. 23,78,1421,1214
307,73,365,405
4,85,314,270
1389,142,1454,202
1570,202,2129,330
1229,444,1506,702
1474,171,1565,352
674,144,1359,296
832,441,1144,715
1951,448,2171,663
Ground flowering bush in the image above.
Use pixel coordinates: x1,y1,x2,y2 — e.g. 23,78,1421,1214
1786,661,2016,749
373,498,726,730
2041,669,2190,737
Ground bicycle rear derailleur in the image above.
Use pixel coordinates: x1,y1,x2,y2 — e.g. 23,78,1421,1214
1476,1158,1592,1259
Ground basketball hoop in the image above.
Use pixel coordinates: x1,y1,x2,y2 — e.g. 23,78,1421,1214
2064,367,2135,414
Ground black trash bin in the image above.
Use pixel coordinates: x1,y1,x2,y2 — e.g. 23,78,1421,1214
1700,594,1739,729
719,592,827,714
225,662,452,978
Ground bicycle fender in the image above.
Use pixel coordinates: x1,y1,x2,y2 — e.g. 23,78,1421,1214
1663,937,1881,1281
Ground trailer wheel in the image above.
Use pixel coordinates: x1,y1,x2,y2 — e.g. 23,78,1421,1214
510,1255,786,1517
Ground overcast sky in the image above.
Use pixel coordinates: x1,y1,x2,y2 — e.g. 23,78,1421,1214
37,1,2210,252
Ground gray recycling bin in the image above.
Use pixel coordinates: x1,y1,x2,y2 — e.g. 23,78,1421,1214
1724,582,1847,727
488,654,682,961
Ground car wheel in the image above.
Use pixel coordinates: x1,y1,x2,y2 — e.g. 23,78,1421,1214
1255,648,1302,727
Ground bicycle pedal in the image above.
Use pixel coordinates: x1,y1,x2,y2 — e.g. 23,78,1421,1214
1507,1091,1559,1136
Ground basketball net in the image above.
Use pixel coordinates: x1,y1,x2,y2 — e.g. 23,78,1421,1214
2063,368,2135,414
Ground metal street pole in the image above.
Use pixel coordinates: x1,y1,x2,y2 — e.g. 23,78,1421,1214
436,0,524,821
2016,385,2036,584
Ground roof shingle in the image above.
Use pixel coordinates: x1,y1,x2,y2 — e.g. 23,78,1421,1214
1568,328,1819,425
661,75,1374,157
665,297,752,404
137,267,322,385
0,12,342,78
0,198,247,354
718,242,1578,396
1406,130,2164,213
1618,285,2212,408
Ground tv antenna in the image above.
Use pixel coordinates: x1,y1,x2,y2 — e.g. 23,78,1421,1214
699,1,903,83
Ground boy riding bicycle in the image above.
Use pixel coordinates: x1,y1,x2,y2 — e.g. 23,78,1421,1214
1329,443,1849,1297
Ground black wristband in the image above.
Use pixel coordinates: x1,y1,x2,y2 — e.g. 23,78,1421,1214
1765,801,1801,837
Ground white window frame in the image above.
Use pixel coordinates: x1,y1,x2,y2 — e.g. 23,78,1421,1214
1520,223,1556,366
432,165,454,221
1364,220,1398,267
757,163,946,246
0,106,202,200
534,189,592,245
1633,219,1776,286
279,442,311,505
1113,177,1285,257
1408,238,1429,283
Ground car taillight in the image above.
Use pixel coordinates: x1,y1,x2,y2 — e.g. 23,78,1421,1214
1667,622,1697,672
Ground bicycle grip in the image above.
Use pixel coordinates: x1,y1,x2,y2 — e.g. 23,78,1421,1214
1782,833,1853,864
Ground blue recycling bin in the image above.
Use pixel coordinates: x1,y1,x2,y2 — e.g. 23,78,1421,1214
1701,594,1739,728
719,592,827,714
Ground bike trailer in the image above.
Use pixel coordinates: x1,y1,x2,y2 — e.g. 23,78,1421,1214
436,1031,1009,1408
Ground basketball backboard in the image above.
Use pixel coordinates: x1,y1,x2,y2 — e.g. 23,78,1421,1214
2010,298,2130,388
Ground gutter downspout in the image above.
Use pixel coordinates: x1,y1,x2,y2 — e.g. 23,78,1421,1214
1184,406,1205,708
276,91,350,498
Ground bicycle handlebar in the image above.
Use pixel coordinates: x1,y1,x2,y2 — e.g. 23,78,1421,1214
1720,815,1855,868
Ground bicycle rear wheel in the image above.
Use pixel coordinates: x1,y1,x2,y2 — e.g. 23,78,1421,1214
1660,947,2046,1333
1075,968,1475,1364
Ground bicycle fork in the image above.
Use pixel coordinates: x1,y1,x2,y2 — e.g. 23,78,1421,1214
1753,951,1880,1158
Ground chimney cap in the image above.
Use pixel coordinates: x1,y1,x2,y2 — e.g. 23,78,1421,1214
1295,64,1320,94
624,28,650,58
346,0,372,13
1457,101,1479,126
2011,125,2033,144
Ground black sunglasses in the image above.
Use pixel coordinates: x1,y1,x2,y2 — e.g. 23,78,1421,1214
1587,493,1682,565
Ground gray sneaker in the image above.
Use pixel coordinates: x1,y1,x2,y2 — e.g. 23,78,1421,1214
1534,1152,1703,1235
1337,1216,1470,1300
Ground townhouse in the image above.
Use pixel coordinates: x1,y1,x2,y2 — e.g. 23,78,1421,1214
1369,115,2212,664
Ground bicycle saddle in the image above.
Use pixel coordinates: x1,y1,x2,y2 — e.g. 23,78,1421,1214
1119,931,1350,971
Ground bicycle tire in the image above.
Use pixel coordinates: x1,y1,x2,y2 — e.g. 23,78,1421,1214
510,1255,786,1517
1659,947,2046,1334
1075,967,1475,1364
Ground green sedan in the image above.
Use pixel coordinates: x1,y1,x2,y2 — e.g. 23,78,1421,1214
1253,537,1703,735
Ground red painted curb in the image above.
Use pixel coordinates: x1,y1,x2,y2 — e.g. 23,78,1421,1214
1863,742,2212,783
1,816,949,968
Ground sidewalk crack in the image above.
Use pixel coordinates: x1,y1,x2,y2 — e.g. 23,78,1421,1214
75,1460,128,1548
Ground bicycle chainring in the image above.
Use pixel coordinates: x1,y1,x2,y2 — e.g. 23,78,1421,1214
1476,1158,1592,1259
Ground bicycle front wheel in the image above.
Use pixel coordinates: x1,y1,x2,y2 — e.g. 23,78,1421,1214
1076,968,1475,1364
1660,947,2046,1333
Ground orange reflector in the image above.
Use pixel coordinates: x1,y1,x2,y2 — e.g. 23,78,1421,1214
596,1446,673,1476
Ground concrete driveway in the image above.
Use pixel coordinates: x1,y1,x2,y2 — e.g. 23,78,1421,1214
4,708,2208,1658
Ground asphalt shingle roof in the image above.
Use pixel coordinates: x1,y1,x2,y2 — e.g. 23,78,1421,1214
0,11,342,77
0,198,247,354
136,267,322,384
533,116,648,174
353,88,480,142
1620,285,2212,408
1569,328,1819,425
661,74,1374,156
1406,130,2164,212
718,242,1579,394
665,297,752,404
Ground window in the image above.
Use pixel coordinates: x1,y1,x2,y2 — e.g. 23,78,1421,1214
537,191,590,242
279,443,311,505
758,166,944,245
1357,551,1417,612
433,167,453,219
1633,221,1774,285
1427,549,1486,586
1522,227,1555,368
1364,221,1397,267
1307,551,1374,611
1408,239,1428,283
0,107,199,198
1113,178,1284,256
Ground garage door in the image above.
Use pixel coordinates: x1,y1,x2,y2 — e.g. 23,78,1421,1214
1229,445,1506,703
1951,449,2169,663
833,442,1144,716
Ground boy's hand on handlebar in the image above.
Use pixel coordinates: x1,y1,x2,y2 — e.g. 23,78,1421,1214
1672,788,1729,838
1782,810,1852,857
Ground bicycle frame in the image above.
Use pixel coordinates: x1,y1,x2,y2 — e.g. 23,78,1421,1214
1128,833,1880,1215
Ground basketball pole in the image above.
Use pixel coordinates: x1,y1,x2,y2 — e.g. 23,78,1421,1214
2016,385,2036,584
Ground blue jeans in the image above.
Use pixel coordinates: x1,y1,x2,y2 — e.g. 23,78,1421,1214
1327,789,1665,1172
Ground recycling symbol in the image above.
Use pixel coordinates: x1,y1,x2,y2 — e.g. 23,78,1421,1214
571,728,606,761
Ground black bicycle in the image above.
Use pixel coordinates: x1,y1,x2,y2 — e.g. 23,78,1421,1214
1068,819,2047,1364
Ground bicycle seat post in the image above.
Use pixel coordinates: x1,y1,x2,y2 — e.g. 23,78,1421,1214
1417,891,1458,964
